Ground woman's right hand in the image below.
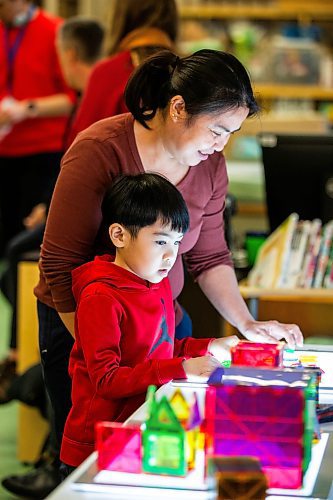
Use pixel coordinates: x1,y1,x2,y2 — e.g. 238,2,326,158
182,355,221,380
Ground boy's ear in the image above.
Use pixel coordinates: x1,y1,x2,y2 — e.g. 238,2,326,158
109,223,127,248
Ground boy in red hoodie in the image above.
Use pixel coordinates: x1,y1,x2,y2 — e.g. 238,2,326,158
60,173,239,473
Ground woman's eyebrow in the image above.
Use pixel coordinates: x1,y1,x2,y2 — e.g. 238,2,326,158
214,124,241,134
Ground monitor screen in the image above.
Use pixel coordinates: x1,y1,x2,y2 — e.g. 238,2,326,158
259,133,333,232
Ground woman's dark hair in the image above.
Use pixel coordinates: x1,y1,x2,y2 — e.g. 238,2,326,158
102,173,189,237
108,0,178,55
125,49,259,129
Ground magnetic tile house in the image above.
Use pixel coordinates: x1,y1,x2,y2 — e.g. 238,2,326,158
142,395,187,476
205,368,315,489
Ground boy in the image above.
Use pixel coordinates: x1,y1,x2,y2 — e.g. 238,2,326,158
60,173,238,470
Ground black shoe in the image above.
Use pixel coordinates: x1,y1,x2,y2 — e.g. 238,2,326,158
1,463,62,499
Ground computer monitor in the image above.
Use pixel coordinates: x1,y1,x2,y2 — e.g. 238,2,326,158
258,133,333,232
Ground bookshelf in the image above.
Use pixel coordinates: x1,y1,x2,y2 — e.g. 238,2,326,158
240,283,333,326
224,284,333,340
178,0,333,109
226,214,333,340
179,2,333,22
253,84,333,102
44,1,333,105
239,284,333,302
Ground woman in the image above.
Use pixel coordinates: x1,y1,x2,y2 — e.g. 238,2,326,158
67,0,178,145
34,49,303,449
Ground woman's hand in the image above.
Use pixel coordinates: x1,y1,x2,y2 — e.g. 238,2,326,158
240,319,303,349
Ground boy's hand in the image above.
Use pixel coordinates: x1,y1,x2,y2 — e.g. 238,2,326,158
182,355,221,381
208,335,240,362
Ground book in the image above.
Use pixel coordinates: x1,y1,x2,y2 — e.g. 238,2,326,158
298,219,322,288
282,220,311,288
313,221,333,288
323,238,333,288
248,213,298,288
303,233,323,288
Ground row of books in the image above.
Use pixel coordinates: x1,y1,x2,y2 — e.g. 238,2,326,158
248,213,333,289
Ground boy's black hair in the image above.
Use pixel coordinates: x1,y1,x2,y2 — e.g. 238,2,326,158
102,173,189,237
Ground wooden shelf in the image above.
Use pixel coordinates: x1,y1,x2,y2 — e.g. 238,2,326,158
226,282,333,339
254,84,333,100
180,3,333,102
238,201,267,216
239,283,333,303
180,4,333,21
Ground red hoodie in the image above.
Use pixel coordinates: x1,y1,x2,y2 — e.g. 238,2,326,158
60,254,213,466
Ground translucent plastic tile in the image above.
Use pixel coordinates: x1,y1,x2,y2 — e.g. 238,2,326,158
96,421,142,473
231,341,284,367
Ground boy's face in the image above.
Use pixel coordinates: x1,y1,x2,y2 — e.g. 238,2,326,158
113,219,184,283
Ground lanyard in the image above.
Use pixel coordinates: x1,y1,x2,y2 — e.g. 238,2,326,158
4,5,36,93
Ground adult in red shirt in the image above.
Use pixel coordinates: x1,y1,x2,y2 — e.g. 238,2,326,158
35,49,304,459
67,0,178,146
0,0,75,252
0,14,105,391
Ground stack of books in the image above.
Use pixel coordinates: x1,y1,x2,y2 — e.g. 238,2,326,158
248,213,333,289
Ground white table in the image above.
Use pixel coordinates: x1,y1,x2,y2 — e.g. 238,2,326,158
47,352,333,500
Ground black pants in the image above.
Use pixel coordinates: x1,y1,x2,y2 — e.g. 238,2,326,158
0,152,61,254
59,463,76,481
37,301,74,451
0,223,45,349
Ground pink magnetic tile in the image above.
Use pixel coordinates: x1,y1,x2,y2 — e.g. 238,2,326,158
96,421,142,473
231,341,284,367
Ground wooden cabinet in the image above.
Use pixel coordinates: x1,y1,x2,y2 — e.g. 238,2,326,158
17,261,49,463
224,284,333,341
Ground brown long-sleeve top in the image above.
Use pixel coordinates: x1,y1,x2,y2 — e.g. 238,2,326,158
34,113,233,314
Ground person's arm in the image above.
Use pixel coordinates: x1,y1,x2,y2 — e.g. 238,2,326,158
197,263,303,347
1,94,73,125
68,54,132,146
174,333,240,365
77,293,186,398
40,136,113,313
58,312,75,338
184,155,303,348
68,62,108,141
173,336,212,358
198,264,254,333
76,293,224,397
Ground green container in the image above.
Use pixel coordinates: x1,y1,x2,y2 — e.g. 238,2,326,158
245,231,267,266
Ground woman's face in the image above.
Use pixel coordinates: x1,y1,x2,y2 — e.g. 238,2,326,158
164,103,249,167
0,0,28,26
